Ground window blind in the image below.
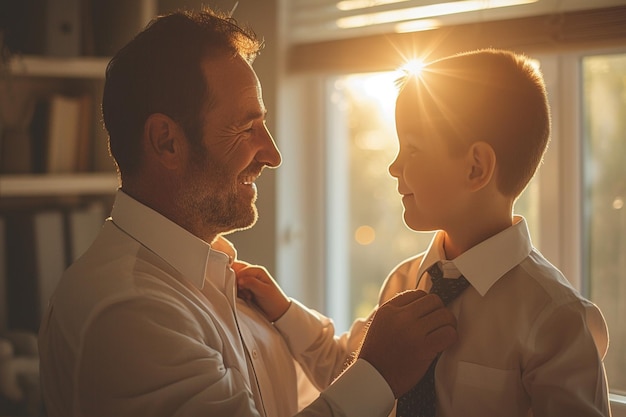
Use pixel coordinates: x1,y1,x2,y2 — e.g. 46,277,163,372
285,0,626,44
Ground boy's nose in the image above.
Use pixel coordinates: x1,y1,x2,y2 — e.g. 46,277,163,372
388,156,401,178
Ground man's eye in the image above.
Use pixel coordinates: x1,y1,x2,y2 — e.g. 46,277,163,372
238,125,254,135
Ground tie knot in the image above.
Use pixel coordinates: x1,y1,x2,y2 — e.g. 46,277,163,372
427,263,469,306
426,262,444,279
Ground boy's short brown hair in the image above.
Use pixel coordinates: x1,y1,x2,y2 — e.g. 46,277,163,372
398,48,551,198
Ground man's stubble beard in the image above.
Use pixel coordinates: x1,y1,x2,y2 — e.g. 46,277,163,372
181,150,258,236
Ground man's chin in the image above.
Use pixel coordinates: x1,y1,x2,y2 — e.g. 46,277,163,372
221,209,258,235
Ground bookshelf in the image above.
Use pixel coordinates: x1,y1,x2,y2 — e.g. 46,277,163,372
0,55,119,200
0,3,155,414
0,55,117,341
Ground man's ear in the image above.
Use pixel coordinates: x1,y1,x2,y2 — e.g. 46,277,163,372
144,113,185,169
466,141,496,191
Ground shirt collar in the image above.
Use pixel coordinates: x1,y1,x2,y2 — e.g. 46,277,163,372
417,216,533,296
110,190,236,290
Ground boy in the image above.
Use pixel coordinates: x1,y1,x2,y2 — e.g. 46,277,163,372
237,49,611,416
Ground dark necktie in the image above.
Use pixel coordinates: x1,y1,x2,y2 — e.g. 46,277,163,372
396,262,470,417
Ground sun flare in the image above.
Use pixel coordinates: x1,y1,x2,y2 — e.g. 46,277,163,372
399,58,426,77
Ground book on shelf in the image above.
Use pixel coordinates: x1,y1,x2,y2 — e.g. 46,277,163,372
76,94,94,172
46,94,82,173
1,204,107,331
4,210,66,332
0,126,33,174
0,216,7,331
0,95,38,174
23,93,95,174
44,0,82,57
30,98,51,173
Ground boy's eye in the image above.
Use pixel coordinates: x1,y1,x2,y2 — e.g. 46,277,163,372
407,145,420,154
401,136,420,152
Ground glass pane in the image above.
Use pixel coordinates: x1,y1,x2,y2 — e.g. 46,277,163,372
583,53,626,395
329,71,540,329
330,73,434,327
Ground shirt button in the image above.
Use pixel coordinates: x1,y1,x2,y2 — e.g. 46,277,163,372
252,349,258,359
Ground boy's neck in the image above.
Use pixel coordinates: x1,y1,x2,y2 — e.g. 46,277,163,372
441,210,514,260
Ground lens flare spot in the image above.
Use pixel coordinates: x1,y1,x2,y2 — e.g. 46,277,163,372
355,225,376,245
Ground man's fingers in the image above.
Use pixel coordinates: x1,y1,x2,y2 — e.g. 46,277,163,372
424,325,458,353
383,289,428,308
419,306,457,335
385,291,446,322
236,265,271,282
237,274,264,291
231,260,251,273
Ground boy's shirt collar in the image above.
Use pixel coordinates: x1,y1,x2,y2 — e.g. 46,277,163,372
418,216,533,296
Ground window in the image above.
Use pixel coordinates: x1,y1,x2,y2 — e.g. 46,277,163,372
325,72,434,329
583,53,626,396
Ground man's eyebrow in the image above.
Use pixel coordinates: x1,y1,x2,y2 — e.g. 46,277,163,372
238,108,267,124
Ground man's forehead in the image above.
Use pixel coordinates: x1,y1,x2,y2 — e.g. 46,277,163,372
202,54,258,86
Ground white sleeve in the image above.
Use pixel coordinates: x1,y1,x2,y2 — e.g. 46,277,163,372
274,298,373,391
296,360,395,417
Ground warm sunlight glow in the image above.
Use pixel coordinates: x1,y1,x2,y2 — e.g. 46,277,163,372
337,0,410,11
400,58,426,78
344,72,400,122
336,0,538,29
529,58,541,71
395,19,441,33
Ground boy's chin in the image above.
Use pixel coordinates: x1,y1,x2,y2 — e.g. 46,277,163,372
402,214,423,231
403,213,438,233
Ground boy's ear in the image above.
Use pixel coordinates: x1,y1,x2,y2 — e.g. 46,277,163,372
144,113,186,170
466,141,496,191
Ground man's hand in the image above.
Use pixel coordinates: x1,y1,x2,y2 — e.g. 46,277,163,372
233,262,291,322
358,290,457,398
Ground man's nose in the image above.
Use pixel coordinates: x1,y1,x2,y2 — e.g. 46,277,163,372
257,125,282,168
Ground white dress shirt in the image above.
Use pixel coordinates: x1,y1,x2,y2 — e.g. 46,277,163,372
38,190,394,417
375,216,610,417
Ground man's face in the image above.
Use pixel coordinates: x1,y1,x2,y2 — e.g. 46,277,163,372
180,55,281,237
388,86,467,232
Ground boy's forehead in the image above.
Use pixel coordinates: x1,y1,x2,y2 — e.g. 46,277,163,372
396,85,451,129
395,87,471,147
396,71,479,133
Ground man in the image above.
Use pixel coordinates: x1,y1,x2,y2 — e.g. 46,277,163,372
38,8,458,417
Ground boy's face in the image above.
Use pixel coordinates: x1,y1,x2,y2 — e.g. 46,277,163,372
389,85,468,232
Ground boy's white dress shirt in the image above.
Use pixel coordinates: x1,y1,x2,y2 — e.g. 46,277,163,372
381,216,610,417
